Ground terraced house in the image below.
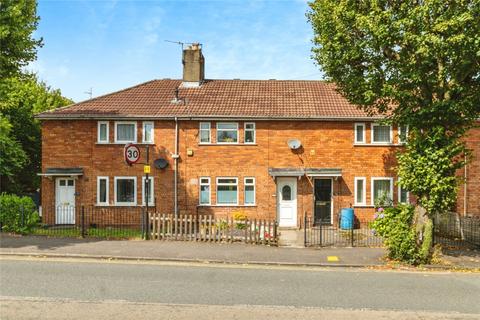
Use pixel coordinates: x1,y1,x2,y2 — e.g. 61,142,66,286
37,44,480,228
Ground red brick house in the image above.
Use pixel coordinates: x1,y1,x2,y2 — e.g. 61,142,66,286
37,44,479,227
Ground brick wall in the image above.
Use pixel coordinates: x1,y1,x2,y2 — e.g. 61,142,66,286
41,119,480,226
457,126,480,216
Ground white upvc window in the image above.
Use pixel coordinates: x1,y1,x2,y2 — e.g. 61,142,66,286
115,121,137,143
142,121,154,144
142,176,154,206
354,177,366,206
398,179,409,204
371,124,393,144
97,176,109,205
371,177,394,206
354,123,365,144
97,121,109,143
244,123,256,144
216,177,238,205
244,177,255,205
398,125,409,144
199,122,211,144
216,123,238,144
199,177,211,205
114,176,137,206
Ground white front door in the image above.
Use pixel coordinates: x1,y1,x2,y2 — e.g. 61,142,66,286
56,178,75,224
277,177,297,227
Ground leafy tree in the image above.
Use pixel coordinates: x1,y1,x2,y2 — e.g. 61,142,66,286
0,0,43,78
0,75,73,194
308,1,480,262
0,115,27,179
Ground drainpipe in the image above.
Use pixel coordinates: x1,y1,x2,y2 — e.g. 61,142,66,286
464,154,467,217
174,117,179,218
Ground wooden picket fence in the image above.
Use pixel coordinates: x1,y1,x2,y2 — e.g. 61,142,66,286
148,213,278,245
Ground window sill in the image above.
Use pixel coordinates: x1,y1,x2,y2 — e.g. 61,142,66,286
197,205,257,208
96,143,154,145
198,143,258,146
353,205,375,208
353,143,401,147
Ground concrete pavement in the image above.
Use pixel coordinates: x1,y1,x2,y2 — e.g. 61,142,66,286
0,234,386,267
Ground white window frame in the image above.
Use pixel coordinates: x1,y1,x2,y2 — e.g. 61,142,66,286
216,122,239,144
114,176,137,206
371,177,394,206
216,177,239,205
114,121,137,144
244,123,256,144
142,121,154,144
199,122,211,144
398,125,409,144
398,179,410,204
244,177,256,205
96,176,109,206
142,176,154,206
97,121,109,143
354,177,366,206
199,177,211,205
354,123,366,144
371,123,393,144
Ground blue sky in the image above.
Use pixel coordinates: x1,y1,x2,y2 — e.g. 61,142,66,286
30,0,322,102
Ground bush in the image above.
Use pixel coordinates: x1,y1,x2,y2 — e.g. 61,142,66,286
371,205,421,264
0,193,39,234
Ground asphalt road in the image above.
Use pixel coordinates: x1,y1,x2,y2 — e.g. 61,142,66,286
1,257,479,319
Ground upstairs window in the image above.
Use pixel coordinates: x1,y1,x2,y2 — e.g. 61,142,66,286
354,123,365,144
244,177,255,205
199,122,211,144
199,177,211,205
244,123,256,144
97,121,109,143
115,122,137,143
217,123,238,143
371,124,392,144
398,125,409,144
216,177,238,205
142,122,154,144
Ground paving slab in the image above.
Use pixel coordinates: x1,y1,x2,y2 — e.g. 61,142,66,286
0,235,385,267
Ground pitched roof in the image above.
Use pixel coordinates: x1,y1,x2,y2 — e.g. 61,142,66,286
37,79,378,120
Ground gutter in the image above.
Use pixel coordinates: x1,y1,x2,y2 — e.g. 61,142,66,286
35,115,383,121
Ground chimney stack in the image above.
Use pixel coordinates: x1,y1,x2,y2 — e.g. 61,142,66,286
182,43,204,86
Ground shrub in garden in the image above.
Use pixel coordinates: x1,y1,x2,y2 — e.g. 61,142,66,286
232,210,247,230
371,205,422,264
0,193,39,234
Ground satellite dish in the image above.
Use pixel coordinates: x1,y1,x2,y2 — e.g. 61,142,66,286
154,158,169,169
287,139,302,150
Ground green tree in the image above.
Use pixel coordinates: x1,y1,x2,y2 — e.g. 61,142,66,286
0,115,27,179
0,74,73,194
308,1,480,262
0,0,43,78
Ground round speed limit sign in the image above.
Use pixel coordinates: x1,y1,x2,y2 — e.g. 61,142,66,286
124,144,140,165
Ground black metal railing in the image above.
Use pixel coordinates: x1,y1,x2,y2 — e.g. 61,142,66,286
304,216,383,247
0,204,146,239
433,212,480,249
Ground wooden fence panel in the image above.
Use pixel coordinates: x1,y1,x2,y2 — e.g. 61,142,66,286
148,213,277,246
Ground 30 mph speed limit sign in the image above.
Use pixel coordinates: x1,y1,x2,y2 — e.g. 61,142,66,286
124,144,140,165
